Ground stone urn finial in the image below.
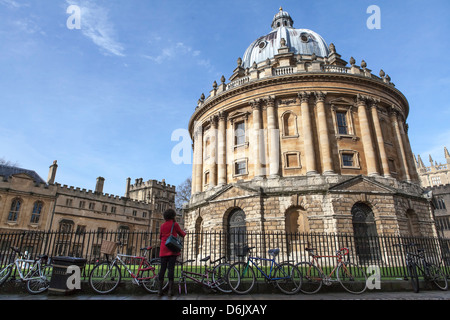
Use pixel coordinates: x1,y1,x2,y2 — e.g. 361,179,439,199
237,57,242,67
329,43,336,53
379,69,385,78
280,38,286,47
361,60,367,69
221,75,226,83
350,57,356,66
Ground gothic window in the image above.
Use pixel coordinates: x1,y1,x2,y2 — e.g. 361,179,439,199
59,219,74,233
228,209,247,259
8,198,21,222
30,201,43,224
351,203,381,263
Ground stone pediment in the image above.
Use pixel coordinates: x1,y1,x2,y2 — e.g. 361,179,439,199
207,184,260,203
329,175,396,194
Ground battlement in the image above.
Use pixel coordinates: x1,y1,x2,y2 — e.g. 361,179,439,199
56,183,151,207
129,178,176,191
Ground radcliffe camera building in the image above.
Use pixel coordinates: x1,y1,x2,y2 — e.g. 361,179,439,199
184,9,436,243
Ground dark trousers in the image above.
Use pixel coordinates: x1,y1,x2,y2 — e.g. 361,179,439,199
159,255,177,281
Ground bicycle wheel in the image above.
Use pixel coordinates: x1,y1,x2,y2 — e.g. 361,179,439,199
337,262,367,294
26,265,52,295
273,262,302,295
89,262,121,294
296,262,323,294
408,263,419,293
140,267,159,293
227,261,255,295
212,262,233,293
0,265,13,287
428,264,448,291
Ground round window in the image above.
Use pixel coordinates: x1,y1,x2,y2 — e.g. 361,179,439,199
300,33,309,43
258,41,267,49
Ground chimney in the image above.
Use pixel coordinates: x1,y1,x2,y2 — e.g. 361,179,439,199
47,160,58,185
95,177,105,194
125,177,131,198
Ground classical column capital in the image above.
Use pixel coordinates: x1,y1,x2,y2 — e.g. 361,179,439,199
264,95,276,108
314,91,327,103
250,99,262,110
356,94,369,106
298,91,311,103
209,115,218,128
217,111,227,121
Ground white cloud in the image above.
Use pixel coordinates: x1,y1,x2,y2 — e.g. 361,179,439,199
0,0,28,8
143,40,214,72
66,0,125,57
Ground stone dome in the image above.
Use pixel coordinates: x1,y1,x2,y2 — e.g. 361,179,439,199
242,8,330,69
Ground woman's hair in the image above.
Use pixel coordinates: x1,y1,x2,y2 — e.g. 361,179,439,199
163,209,177,221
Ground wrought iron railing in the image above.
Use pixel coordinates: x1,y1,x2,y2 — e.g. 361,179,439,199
0,230,449,280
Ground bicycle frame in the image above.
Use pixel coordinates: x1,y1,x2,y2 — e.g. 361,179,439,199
244,256,290,281
5,255,45,282
305,248,349,281
112,253,156,282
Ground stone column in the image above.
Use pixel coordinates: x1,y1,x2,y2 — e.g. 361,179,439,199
250,99,264,179
370,103,391,177
356,95,379,176
299,92,317,175
217,112,227,186
193,125,203,193
266,96,280,178
209,116,218,188
314,92,334,174
391,108,411,182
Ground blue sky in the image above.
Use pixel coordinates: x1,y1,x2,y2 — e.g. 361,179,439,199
1,0,449,196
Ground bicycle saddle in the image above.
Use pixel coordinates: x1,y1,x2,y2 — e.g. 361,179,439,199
35,255,48,262
200,256,211,262
268,249,280,257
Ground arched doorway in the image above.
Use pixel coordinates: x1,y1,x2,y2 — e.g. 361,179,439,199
228,209,246,259
351,203,381,263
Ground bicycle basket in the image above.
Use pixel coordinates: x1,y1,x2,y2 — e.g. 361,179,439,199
100,240,118,255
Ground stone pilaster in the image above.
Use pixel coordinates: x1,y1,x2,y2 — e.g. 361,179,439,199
314,92,334,174
299,92,317,175
356,95,379,176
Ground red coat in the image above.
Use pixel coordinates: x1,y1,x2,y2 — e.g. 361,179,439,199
159,220,186,257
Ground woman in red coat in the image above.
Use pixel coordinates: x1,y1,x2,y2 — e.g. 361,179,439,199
158,209,186,296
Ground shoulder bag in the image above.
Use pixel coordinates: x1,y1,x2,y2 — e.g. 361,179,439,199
165,221,183,253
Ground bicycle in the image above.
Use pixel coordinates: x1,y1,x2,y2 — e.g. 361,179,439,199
177,256,234,294
89,240,162,294
296,247,367,294
0,246,52,294
227,246,302,295
394,243,448,293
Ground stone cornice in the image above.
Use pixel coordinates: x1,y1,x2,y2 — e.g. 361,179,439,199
188,72,410,136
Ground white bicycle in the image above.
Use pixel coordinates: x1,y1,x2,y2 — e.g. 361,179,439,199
0,247,53,294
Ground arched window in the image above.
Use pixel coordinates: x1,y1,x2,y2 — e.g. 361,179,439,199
228,209,246,259
8,198,21,222
30,201,43,224
285,206,308,253
351,203,381,263
194,216,204,256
